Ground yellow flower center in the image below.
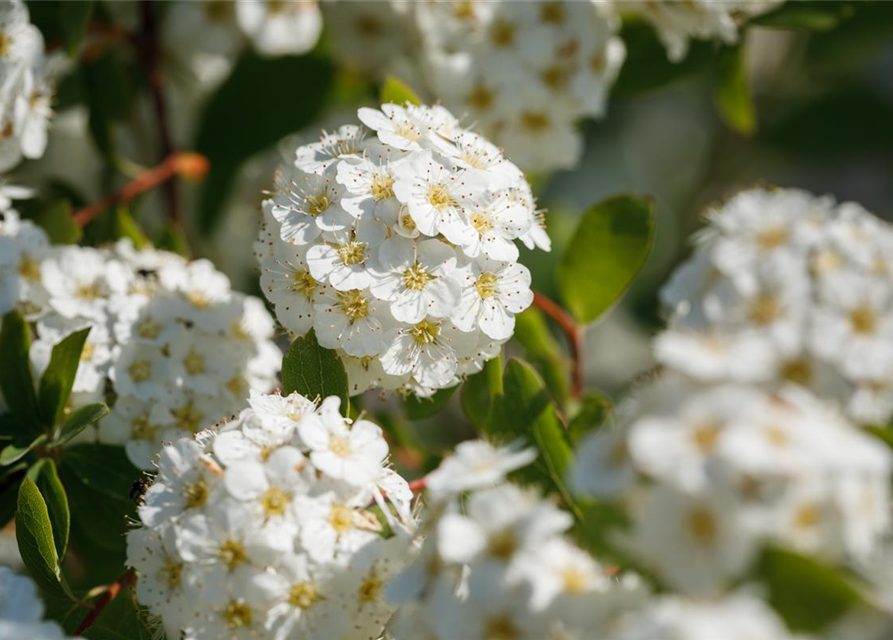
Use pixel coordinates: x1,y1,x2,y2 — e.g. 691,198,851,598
850,305,877,334
76,283,102,300
371,174,395,201
687,509,717,544
329,505,354,533
400,213,417,232
329,434,352,458
411,320,440,345
403,262,435,291
520,111,549,133
485,615,519,640
128,360,152,383
204,0,233,23
184,480,209,509
475,272,499,299
489,20,515,47
691,421,721,454
487,529,517,560
468,84,494,112
307,193,330,217
289,582,319,609
427,183,453,210
756,227,788,250
540,0,566,24
131,415,158,442
223,600,252,629
137,319,161,340
262,488,290,517
186,291,210,309
748,294,780,325
781,359,812,385
541,65,569,90
358,572,383,603
183,350,206,376
173,403,203,433
471,212,492,235
337,290,369,322
794,504,820,530
291,269,317,297
18,255,40,280
159,558,183,590
337,241,366,266
0,32,9,57
218,539,247,570
80,342,95,362
561,568,589,594
395,122,421,142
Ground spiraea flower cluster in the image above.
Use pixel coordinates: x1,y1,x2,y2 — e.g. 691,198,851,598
127,391,415,640
411,0,626,172
658,188,893,424
0,566,81,640
0,199,279,468
628,0,782,62
0,0,52,171
573,374,893,596
388,439,648,639
256,103,544,397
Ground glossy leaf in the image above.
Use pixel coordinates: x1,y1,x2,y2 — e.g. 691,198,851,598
0,310,40,429
380,76,423,106
38,327,91,427
62,444,139,501
557,195,655,324
59,0,94,56
16,478,65,595
53,403,109,448
713,44,756,135
0,434,47,466
281,330,349,413
35,459,70,561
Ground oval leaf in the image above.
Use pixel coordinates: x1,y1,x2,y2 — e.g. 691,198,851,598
16,478,63,595
53,403,109,448
557,195,655,324
0,310,40,429
35,459,69,561
380,76,423,107
62,444,139,501
39,327,91,427
281,330,349,412
713,43,757,135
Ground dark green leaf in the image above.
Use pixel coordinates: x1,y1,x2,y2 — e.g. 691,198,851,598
0,463,26,529
713,44,756,135
758,547,864,632
404,386,457,421
557,195,656,324
196,52,333,232
282,330,349,413
16,478,65,595
567,391,613,445
54,403,109,448
81,580,151,640
380,76,423,106
83,49,133,162
513,308,569,405
0,310,40,429
59,0,95,56
36,200,82,245
460,355,502,430
63,465,132,555
62,444,139,501
35,459,70,561
38,327,91,427
0,434,47,465
753,1,847,31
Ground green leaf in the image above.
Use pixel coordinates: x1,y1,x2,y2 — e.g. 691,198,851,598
567,391,613,445
53,403,109,448
281,330,349,413
83,49,133,162
81,580,151,640
35,459,70,561
0,310,40,429
380,76,423,106
112,206,149,249
36,200,82,245
513,308,569,405
16,478,64,595
758,547,865,632
404,386,457,421
156,220,191,257
196,52,333,232
0,463,26,529
557,195,656,324
713,43,756,135
460,355,503,430
62,444,139,501
62,465,133,555
0,434,47,466
38,327,91,427
59,0,95,56
752,1,846,31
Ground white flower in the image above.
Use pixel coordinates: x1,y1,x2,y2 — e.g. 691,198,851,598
0,567,82,640
236,0,322,57
453,257,533,340
425,438,536,501
379,318,477,388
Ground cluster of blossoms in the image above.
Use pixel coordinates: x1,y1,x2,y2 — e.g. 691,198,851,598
658,188,893,424
0,567,81,639
627,0,782,62
127,391,415,640
573,375,893,597
256,103,544,398
0,0,52,171
0,195,279,468
411,0,626,172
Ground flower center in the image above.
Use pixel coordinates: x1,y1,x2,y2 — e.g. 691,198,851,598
128,360,152,383
76,283,102,300
137,319,160,340
329,434,352,458
358,571,382,603
561,568,589,594
204,0,233,23
223,600,252,629
80,342,95,362
747,294,780,325
765,425,789,448
403,262,435,291
411,320,440,345
781,359,812,385
489,20,516,47
18,255,40,280
329,505,354,533
186,291,210,309
262,487,290,517
757,227,788,250
468,84,494,111
159,558,182,590
290,269,317,297
850,305,877,334
687,509,717,544
131,415,158,442
395,122,421,142
184,480,208,509
691,421,721,453
337,241,366,266
173,403,203,432
218,539,247,570
307,193,330,217
520,111,550,133
0,32,9,58
427,183,453,210
541,64,569,90
475,272,499,299
400,212,417,232
371,173,395,201
289,582,319,609
485,615,519,640
794,504,820,530
471,212,492,235
337,289,369,322
183,350,206,375
487,529,517,560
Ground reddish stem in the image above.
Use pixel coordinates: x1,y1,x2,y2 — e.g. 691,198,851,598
73,569,137,636
408,477,427,493
532,290,584,399
72,152,208,227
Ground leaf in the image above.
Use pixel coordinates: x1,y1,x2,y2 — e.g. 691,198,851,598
38,327,91,427
83,49,133,162
281,330,349,413
380,76,423,106
567,391,613,445
758,547,864,632
62,444,139,501
0,310,40,429
513,308,569,405
460,354,503,430
35,459,70,561
81,581,151,640
59,0,95,56
53,403,109,447
404,386,457,421
557,195,655,324
752,1,847,31
0,463,26,529
63,465,133,555
0,434,47,465
196,52,333,232
16,478,64,595
36,200,82,245
113,206,149,249
713,43,756,135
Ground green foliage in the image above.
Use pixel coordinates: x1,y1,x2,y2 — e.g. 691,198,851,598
36,200,83,245
461,354,502,430
54,403,110,448
16,478,70,597
758,547,865,632
567,391,613,445
38,327,91,427
0,434,47,466
59,0,95,56
32,459,70,561
753,1,852,31
0,463,26,529
0,310,40,431
404,386,458,421
112,207,150,250
713,44,756,135
80,582,151,640
62,444,140,501
380,76,423,106
513,308,569,405
82,49,135,162
281,329,349,412
196,52,334,232
557,195,656,325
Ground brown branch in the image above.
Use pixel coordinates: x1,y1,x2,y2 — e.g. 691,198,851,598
73,568,137,636
72,152,208,227
532,290,584,400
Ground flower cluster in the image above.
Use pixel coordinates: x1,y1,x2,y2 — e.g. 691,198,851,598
658,188,893,424
411,0,626,172
0,566,80,640
628,0,782,62
127,391,415,640
0,199,279,468
256,103,544,397
573,374,892,596
388,439,648,639
0,0,52,171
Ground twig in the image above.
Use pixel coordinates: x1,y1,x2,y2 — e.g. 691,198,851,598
72,152,208,227
408,477,426,493
532,290,584,399
73,568,137,635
